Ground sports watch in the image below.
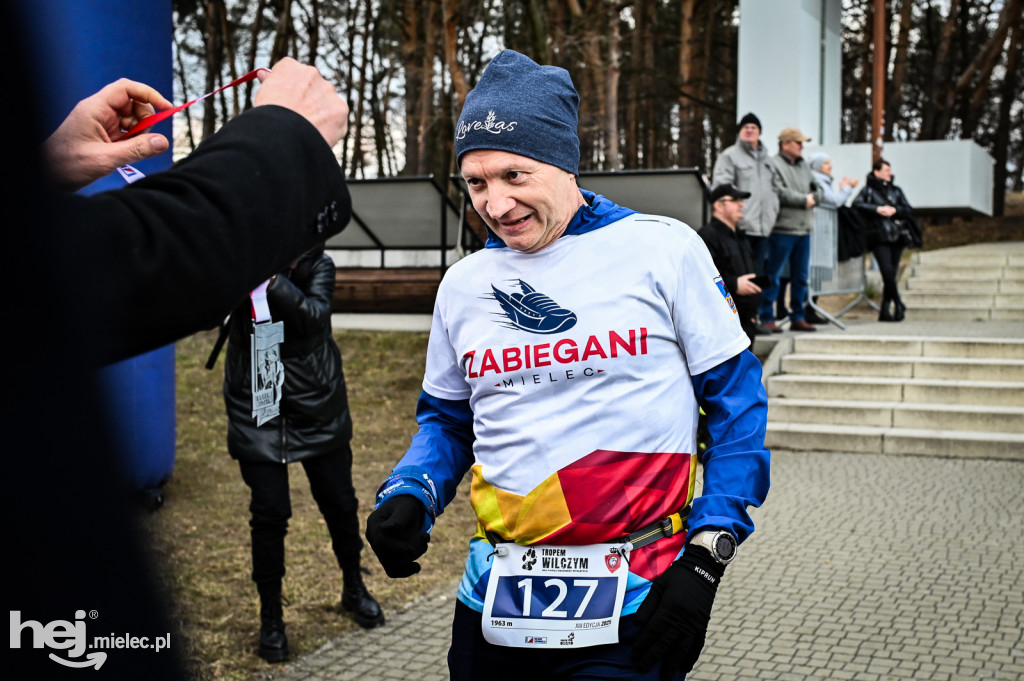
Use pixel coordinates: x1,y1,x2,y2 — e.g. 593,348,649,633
690,530,738,565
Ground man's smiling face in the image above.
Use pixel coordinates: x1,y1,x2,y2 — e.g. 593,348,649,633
461,149,584,253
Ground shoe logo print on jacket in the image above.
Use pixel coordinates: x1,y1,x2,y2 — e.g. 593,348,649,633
490,280,578,335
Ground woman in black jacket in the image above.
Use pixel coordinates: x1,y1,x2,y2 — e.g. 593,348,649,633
222,245,384,662
852,158,920,321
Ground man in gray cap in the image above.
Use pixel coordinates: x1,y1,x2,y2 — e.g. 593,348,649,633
760,127,825,333
366,49,769,681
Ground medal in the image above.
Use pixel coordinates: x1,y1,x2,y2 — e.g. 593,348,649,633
249,280,284,425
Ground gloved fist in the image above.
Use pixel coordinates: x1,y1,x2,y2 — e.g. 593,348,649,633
365,495,430,578
631,543,726,680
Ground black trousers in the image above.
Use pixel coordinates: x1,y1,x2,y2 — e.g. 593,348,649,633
737,297,759,344
871,242,904,302
238,444,363,586
448,601,686,681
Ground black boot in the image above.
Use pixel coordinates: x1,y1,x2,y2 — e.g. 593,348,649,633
341,567,385,629
257,582,290,662
878,296,894,322
893,295,906,322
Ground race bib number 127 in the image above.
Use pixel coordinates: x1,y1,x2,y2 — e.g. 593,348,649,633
481,543,630,648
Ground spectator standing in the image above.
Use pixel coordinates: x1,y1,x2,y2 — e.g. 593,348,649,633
712,114,782,335
852,158,920,322
699,183,762,343
760,127,824,333
809,153,858,208
711,112,781,275
218,245,385,662
805,152,860,324
365,49,769,681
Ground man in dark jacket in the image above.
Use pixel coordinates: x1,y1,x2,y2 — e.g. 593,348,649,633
760,127,824,333
220,246,384,662
6,1,353,670
698,184,763,343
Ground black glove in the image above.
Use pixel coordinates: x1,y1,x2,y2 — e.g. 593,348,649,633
631,543,726,680
365,495,430,578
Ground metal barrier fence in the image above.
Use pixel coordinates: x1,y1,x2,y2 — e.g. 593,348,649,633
807,205,876,329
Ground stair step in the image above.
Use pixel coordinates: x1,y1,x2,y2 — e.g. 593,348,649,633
999,279,1024,293
792,335,1024,359
769,242,1023,459
765,422,1024,460
991,307,1024,321
903,278,1014,293
910,264,1019,278
900,292,1020,307
780,354,1024,382
768,398,1024,433
767,374,1024,406
912,252,1016,266
898,306,1024,322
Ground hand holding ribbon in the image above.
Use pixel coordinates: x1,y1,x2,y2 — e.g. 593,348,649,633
44,58,348,193
120,68,268,141
253,57,349,147
124,57,349,149
43,78,173,192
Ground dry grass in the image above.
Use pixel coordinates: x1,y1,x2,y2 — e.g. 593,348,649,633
919,191,1023,251
140,329,475,681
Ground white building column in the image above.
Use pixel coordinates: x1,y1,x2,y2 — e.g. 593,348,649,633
737,0,842,148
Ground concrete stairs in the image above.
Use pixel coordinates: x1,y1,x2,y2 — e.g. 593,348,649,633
901,243,1024,321
764,334,1024,459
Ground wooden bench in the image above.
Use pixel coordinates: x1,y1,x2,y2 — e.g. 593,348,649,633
332,268,442,314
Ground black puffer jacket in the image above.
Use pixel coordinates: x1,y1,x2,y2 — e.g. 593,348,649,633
224,250,351,464
852,173,919,249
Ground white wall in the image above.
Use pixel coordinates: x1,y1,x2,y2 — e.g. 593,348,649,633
805,140,994,215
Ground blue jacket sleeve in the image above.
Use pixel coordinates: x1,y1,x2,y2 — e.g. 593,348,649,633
374,390,475,531
688,349,770,543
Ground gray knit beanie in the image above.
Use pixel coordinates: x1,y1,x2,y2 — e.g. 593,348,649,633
808,152,829,172
455,50,580,175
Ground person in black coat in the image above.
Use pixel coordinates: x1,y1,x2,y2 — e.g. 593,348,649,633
698,183,764,342
852,158,921,322
219,245,384,662
6,0,353,670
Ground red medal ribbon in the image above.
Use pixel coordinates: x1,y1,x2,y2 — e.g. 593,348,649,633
121,68,268,139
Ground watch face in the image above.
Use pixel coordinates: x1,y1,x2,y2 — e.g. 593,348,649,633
714,534,736,562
